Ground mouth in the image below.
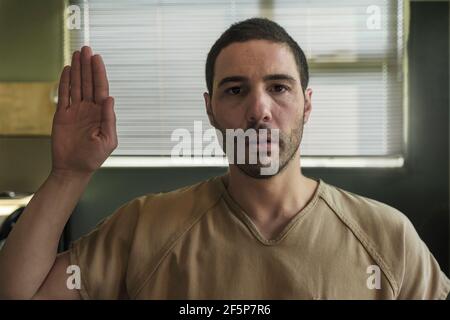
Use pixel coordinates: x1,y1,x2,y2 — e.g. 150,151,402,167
246,137,278,152
247,138,271,145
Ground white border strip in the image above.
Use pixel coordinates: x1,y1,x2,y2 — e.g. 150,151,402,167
102,156,404,168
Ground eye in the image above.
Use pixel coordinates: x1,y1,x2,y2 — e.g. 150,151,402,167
225,86,242,95
270,84,289,93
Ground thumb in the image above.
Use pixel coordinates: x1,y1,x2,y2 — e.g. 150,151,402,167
101,96,117,146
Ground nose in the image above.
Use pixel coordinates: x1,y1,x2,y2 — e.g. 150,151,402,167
245,87,272,126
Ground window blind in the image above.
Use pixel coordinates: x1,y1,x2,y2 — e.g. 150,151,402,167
67,0,406,160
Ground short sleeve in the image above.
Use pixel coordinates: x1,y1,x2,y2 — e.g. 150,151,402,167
397,218,450,299
68,197,143,299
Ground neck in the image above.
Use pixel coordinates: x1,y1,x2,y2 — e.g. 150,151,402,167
223,151,318,224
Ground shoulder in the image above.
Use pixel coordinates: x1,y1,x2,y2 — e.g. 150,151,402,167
124,175,226,255
318,181,416,295
106,175,225,230
137,175,225,224
126,175,226,296
319,181,409,234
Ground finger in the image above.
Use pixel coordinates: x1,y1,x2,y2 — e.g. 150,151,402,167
70,51,81,104
92,54,109,105
81,46,94,101
57,66,71,109
101,97,118,147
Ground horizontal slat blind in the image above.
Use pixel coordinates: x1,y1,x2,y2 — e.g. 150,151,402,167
68,0,404,158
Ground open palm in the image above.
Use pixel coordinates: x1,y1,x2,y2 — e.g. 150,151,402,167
51,47,117,176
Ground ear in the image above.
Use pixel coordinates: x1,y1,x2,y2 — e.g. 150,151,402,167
302,88,313,124
204,92,217,128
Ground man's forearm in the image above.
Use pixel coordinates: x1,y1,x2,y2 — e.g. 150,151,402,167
0,171,92,299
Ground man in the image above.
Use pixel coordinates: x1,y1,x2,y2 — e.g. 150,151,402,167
0,18,449,300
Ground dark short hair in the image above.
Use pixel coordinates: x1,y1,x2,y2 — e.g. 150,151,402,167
205,17,309,96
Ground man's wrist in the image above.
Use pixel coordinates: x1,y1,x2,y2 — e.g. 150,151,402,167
49,169,94,185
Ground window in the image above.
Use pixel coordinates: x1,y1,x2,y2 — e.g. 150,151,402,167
67,0,407,167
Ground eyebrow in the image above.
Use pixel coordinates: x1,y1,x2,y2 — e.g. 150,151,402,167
217,74,297,87
263,74,297,83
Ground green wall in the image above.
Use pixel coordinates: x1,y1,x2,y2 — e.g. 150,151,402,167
0,0,64,194
0,0,64,81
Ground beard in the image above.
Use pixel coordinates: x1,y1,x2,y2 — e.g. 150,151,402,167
213,112,305,179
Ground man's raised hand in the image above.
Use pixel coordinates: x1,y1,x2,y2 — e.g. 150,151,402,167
51,46,118,178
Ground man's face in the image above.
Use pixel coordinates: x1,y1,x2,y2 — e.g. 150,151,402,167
204,40,313,178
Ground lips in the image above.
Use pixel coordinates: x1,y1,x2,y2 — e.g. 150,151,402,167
247,137,276,149
248,138,271,145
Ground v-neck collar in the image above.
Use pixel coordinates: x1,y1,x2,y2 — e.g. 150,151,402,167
213,173,323,246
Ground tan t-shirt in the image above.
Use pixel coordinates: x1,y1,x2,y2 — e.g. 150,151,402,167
69,174,450,299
